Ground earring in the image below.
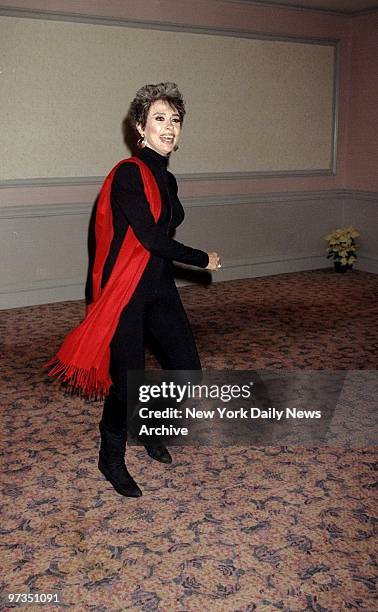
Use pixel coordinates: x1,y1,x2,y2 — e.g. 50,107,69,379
137,135,147,149
173,144,179,152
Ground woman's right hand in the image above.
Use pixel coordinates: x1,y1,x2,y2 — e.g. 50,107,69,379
206,252,221,271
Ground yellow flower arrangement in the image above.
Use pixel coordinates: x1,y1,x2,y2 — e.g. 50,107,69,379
324,226,359,270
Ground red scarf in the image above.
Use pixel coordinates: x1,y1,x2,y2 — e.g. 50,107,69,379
45,157,162,398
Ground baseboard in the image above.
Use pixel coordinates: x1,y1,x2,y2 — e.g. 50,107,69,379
0,278,85,310
0,255,339,310
355,256,378,275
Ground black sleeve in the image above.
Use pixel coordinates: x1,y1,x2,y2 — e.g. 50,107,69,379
84,199,98,305
111,163,209,268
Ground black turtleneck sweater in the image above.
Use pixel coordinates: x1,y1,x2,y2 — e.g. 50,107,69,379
85,147,209,303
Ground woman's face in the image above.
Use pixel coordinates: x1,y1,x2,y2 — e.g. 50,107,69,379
137,100,181,156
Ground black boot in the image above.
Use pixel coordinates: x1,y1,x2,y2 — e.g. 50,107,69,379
144,444,172,464
98,420,142,497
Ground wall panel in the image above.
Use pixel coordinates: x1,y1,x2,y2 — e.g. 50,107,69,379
3,192,373,309
1,15,336,181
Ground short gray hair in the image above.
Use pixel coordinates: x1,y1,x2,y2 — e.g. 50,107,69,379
129,82,186,129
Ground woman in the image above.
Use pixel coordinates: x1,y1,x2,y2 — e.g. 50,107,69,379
47,82,220,498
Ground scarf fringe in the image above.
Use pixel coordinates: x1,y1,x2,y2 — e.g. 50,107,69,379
45,357,110,401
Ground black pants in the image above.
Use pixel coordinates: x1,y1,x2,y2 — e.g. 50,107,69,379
100,264,201,430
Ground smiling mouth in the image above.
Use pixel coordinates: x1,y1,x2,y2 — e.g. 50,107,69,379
160,136,174,143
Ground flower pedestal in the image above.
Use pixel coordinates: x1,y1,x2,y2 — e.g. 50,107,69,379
334,261,352,273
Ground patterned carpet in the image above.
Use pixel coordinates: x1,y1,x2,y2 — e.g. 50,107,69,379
1,269,377,611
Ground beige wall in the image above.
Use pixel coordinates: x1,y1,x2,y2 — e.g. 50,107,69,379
0,0,377,308
0,17,336,180
346,12,378,191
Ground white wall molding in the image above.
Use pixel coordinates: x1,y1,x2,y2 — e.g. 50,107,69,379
346,191,378,202
220,1,378,17
0,189,376,218
2,0,377,20
0,202,91,218
0,276,84,296
0,176,104,189
0,6,340,42
0,168,337,189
